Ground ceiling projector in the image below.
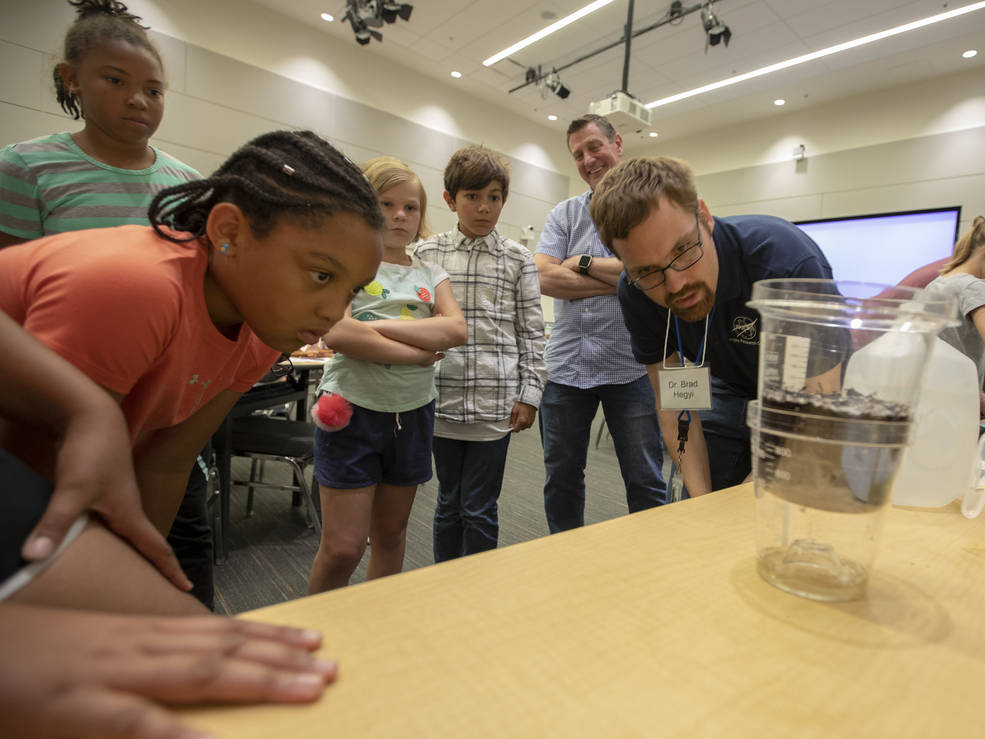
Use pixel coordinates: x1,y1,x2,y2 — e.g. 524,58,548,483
588,91,652,133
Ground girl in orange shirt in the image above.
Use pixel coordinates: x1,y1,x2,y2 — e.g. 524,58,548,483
0,129,382,613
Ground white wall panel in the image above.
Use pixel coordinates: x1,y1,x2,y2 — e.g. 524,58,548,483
0,42,45,110
695,127,985,236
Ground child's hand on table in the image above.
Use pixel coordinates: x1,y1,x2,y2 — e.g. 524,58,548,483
0,603,337,739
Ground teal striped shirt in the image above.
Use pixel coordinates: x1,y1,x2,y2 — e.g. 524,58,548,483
0,132,200,239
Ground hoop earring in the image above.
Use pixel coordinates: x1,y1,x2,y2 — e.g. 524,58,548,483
218,242,231,255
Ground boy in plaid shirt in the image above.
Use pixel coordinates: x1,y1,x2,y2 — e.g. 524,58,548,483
414,146,546,561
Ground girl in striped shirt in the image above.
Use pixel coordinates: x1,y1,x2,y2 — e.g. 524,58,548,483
0,0,199,249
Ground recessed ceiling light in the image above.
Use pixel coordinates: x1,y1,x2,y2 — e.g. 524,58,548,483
962,49,978,58
451,71,462,78
547,114,558,121
320,12,334,22
648,131,658,137
774,98,786,106
483,0,615,66
646,0,985,110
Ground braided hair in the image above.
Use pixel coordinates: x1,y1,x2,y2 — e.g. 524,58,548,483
55,0,162,120
148,130,384,243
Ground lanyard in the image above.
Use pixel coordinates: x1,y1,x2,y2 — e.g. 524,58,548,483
659,307,716,491
661,305,715,370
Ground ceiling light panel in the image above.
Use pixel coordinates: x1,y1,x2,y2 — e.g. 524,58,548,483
483,0,616,66
646,0,985,109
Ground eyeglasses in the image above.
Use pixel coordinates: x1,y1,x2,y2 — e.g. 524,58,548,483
627,213,704,291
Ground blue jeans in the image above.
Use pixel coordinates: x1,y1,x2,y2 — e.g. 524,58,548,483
432,434,511,562
540,377,666,533
699,376,752,492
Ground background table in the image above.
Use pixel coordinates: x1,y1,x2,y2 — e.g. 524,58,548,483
184,484,984,737
211,360,324,557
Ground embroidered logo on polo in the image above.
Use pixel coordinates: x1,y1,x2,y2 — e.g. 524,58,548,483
730,315,759,345
187,374,213,410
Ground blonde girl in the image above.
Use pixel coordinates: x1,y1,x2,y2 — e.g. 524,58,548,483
309,156,466,593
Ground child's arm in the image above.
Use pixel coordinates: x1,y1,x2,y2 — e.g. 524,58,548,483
0,311,189,591
130,389,243,534
0,312,191,590
511,253,549,426
510,401,537,432
367,278,467,351
323,316,444,366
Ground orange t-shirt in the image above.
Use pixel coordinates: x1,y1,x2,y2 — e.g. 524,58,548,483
0,225,280,442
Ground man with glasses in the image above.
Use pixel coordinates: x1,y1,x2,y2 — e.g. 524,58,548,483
591,156,832,496
534,114,666,534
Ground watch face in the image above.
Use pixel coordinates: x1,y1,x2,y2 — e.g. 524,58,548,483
579,255,591,269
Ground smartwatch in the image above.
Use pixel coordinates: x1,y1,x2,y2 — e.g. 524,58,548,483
577,254,593,275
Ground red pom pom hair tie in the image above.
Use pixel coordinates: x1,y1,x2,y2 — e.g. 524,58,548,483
311,393,353,431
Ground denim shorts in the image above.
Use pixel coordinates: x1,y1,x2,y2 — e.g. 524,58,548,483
313,400,435,489
0,449,88,600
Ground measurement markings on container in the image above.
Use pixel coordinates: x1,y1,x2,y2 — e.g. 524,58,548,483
781,335,810,391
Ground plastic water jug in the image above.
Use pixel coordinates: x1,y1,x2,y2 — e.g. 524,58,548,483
845,335,979,507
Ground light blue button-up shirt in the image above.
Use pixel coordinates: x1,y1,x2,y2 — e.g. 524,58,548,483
535,190,648,388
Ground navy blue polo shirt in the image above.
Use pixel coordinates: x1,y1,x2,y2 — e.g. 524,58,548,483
618,214,832,399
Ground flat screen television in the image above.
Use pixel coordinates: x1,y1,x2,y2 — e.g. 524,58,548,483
794,207,961,286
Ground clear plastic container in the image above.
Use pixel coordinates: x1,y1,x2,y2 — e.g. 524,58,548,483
748,400,910,601
746,279,958,600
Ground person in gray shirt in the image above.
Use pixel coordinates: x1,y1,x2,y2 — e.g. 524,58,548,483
923,216,985,410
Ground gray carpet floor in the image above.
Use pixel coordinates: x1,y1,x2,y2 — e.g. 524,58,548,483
214,414,659,615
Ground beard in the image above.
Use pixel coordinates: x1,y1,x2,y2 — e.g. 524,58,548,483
667,282,715,322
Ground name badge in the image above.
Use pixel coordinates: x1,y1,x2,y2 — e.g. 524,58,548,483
658,366,712,410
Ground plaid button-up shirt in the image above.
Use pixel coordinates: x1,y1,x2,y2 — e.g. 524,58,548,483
414,227,547,424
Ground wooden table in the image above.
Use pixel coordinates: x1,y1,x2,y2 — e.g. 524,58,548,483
185,484,984,737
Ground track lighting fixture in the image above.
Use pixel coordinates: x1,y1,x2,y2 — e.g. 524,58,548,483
524,66,571,99
700,1,731,51
544,71,571,99
381,1,412,23
507,1,733,99
342,0,413,45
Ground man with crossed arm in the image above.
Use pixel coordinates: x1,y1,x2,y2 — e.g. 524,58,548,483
534,115,666,532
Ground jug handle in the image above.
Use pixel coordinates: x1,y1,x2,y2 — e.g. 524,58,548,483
962,435,985,519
